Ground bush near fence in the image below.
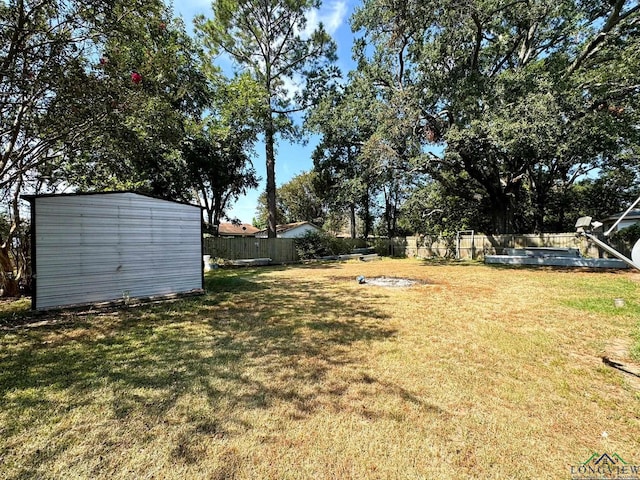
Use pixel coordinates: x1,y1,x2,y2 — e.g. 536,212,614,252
203,233,617,263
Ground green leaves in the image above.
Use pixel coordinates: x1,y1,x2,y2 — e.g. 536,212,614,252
254,171,325,227
198,0,339,236
48,5,214,200
349,0,640,234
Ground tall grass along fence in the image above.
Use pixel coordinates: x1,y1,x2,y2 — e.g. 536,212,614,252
204,233,615,263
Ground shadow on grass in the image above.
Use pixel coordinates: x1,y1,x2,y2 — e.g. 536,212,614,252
0,297,32,324
0,267,397,478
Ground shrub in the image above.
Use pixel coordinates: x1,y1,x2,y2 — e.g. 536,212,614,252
294,231,352,259
611,223,640,244
610,224,640,256
371,238,390,257
326,235,353,256
371,238,409,258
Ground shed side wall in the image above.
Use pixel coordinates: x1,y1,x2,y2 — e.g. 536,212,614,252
34,193,202,309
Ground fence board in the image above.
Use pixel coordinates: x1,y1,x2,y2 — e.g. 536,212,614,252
448,233,608,260
203,233,615,263
204,237,298,264
379,233,610,260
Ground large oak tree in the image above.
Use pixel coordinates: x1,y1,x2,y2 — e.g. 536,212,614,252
350,0,640,234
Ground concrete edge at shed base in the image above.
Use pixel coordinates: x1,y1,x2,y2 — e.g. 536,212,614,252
35,289,205,312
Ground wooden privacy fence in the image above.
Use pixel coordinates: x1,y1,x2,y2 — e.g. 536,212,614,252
204,233,614,263
203,237,371,264
438,233,605,260
377,233,612,259
204,237,298,264
396,236,451,258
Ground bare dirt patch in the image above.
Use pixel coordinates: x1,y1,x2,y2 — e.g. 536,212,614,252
605,337,633,361
603,338,640,390
358,276,423,287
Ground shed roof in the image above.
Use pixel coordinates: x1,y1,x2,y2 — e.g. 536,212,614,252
21,190,202,209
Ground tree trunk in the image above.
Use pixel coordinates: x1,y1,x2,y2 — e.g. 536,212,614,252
265,114,277,238
349,203,356,239
384,188,392,237
0,244,19,297
528,169,550,233
488,193,515,234
458,152,522,234
1,185,23,297
212,193,223,236
362,189,372,239
533,196,545,234
207,208,214,232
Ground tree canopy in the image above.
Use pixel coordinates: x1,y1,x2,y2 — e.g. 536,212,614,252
2,0,186,294
254,170,326,228
0,0,266,295
330,0,640,235
183,74,264,230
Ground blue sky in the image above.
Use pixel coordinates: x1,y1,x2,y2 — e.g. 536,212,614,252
172,0,360,223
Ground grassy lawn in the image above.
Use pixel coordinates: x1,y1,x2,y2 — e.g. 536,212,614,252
1,259,640,479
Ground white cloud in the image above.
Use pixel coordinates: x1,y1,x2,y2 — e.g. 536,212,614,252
302,0,348,37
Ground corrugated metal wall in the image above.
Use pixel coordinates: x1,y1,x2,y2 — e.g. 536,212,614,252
32,193,202,310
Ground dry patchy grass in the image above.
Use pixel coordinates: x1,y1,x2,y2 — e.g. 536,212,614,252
1,259,640,479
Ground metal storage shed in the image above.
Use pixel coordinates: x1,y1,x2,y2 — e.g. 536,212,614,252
23,192,204,310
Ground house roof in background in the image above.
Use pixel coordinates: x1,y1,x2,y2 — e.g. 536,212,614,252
255,221,319,236
217,223,260,236
601,209,640,222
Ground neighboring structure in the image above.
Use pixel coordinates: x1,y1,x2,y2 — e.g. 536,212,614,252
601,209,640,233
23,192,203,310
255,221,321,238
217,223,260,237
